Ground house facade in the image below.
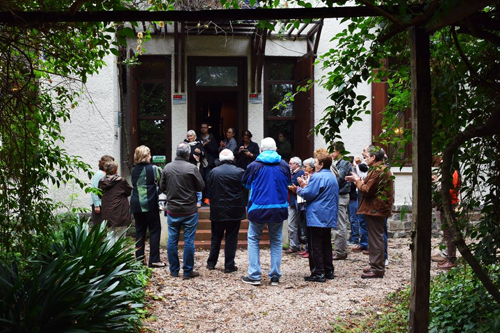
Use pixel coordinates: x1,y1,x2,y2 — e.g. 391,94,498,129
52,18,412,222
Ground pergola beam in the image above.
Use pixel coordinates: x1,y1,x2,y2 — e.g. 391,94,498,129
0,6,423,24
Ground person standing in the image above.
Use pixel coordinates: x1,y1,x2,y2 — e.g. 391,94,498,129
219,127,238,154
160,142,205,279
99,160,132,243
184,129,204,207
285,156,305,254
90,155,115,225
235,130,259,170
352,147,369,254
241,137,290,286
331,142,352,260
297,148,339,282
346,145,394,279
130,146,164,268
206,149,246,273
199,122,218,205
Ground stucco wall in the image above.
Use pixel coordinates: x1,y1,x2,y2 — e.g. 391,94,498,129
50,53,120,210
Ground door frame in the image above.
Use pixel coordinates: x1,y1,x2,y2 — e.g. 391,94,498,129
187,57,248,135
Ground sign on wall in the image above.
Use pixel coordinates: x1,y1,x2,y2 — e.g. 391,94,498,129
173,94,186,104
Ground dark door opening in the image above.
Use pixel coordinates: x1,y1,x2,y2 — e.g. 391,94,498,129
188,57,247,142
194,91,239,143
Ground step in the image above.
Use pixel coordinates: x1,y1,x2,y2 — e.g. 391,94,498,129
176,228,269,242
196,219,251,230
177,239,271,250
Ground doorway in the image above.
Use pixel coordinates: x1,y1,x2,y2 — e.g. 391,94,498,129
188,57,247,142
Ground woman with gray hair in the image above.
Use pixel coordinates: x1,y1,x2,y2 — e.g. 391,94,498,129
184,130,205,207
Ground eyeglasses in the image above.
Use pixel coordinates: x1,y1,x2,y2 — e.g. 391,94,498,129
201,126,208,129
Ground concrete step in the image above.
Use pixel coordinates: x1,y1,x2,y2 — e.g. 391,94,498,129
178,239,271,250
197,219,251,230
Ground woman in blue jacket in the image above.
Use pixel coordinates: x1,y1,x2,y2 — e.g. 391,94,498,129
297,148,339,283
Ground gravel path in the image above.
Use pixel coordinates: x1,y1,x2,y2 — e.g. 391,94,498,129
143,238,440,332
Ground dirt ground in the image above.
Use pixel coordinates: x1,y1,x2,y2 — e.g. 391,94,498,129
141,238,446,332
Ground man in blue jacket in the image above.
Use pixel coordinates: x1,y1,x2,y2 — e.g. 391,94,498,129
241,137,291,286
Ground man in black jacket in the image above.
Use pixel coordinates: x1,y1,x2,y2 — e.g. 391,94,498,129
206,149,246,273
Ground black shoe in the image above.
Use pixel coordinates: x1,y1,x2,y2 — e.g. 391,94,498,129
206,264,216,270
241,276,261,286
183,271,200,280
224,266,238,273
325,271,335,280
270,277,279,286
304,274,326,283
148,262,166,268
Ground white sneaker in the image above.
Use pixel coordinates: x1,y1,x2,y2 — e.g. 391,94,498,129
385,259,389,267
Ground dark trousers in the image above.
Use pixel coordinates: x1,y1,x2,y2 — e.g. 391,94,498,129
307,226,334,276
202,166,213,200
134,210,161,264
207,220,241,269
91,204,103,225
366,215,385,275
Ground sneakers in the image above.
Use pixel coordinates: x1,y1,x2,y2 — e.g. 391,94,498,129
385,259,389,267
285,248,298,254
241,276,261,286
347,241,358,246
270,277,279,286
304,274,326,283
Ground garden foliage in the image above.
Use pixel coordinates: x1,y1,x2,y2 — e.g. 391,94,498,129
0,221,147,332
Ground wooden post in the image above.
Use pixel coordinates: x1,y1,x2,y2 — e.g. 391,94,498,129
409,26,432,333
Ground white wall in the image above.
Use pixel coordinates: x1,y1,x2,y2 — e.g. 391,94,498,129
49,53,120,210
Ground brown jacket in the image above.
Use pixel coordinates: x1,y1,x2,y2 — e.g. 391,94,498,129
99,175,133,227
355,161,394,217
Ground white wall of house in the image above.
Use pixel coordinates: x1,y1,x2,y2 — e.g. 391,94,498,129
53,19,411,210
50,53,121,211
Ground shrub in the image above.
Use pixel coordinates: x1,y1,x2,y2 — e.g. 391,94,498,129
429,265,500,333
0,221,147,332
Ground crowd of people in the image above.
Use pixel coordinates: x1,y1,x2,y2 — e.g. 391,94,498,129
90,124,406,284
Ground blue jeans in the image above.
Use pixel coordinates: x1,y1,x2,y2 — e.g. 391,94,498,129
247,221,283,280
357,194,369,249
348,200,360,243
196,192,202,205
167,213,198,277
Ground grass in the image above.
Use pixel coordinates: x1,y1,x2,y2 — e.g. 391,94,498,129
330,288,410,333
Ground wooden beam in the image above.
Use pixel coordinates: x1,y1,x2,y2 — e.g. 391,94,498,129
426,0,496,33
0,6,425,24
409,26,432,333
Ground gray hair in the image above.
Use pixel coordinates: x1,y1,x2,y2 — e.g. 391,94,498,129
176,142,191,159
290,156,302,167
219,148,234,162
186,130,197,140
260,137,277,151
303,158,315,169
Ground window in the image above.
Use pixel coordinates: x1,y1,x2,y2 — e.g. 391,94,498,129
264,58,296,156
131,57,171,161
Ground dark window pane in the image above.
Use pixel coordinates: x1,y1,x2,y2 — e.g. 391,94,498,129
139,83,167,116
267,84,294,117
137,61,168,79
138,119,166,156
196,66,238,86
268,62,294,81
266,120,295,160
